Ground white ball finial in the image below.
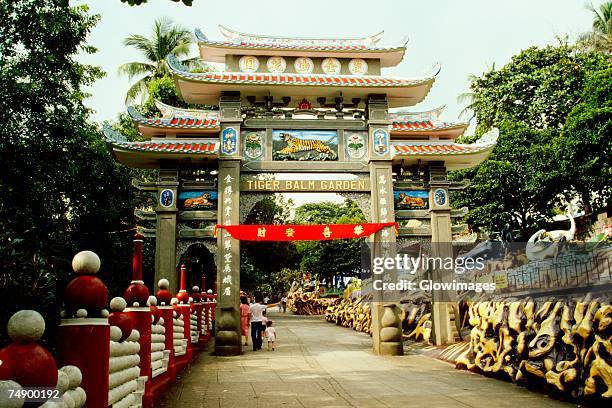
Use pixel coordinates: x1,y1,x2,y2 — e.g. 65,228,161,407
75,309,88,318
109,326,122,342
192,286,200,292
0,380,24,408
207,289,213,294
74,387,86,406
170,298,178,305
62,392,76,408
158,279,169,289
128,329,140,342
71,251,101,275
56,370,70,394
7,310,45,343
110,297,127,312
74,388,86,406
100,309,109,318
147,296,157,306
60,365,82,389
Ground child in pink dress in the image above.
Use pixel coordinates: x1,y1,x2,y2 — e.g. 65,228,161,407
264,320,276,351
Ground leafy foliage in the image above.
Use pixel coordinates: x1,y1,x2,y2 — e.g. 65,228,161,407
118,18,194,103
451,122,561,236
0,1,140,347
295,200,366,282
466,44,608,131
577,1,612,54
241,196,299,295
240,198,367,297
554,69,612,214
142,76,187,114
453,45,610,235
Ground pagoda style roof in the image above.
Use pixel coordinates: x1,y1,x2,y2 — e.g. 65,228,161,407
103,125,219,168
154,100,219,120
219,25,385,46
392,128,499,170
168,56,437,108
128,104,220,138
196,26,406,67
390,106,468,139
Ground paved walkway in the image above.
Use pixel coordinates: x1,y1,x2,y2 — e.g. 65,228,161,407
156,311,574,408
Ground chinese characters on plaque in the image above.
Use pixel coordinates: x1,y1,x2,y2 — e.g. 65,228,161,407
221,173,235,298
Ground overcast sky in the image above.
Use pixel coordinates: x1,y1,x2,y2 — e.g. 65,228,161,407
79,0,603,126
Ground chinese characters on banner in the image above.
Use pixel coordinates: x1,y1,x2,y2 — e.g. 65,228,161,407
214,222,397,241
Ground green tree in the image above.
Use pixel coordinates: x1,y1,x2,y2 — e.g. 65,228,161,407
295,200,366,282
465,43,608,131
118,17,193,103
241,196,299,295
0,1,139,346
451,122,561,236
578,1,612,54
452,44,610,234
555,69,612,215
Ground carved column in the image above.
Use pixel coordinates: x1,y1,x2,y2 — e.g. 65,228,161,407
428,165,456,345
215,91,242,355
155,169,179,293
367,94,403,356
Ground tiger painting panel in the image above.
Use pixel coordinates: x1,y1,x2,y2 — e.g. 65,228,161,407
178,190,218,211
272,130,338,161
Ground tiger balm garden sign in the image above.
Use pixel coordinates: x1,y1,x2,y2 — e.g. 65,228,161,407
241,175,371,192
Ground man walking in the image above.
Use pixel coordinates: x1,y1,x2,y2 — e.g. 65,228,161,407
281,295,287,313
249,296,266,351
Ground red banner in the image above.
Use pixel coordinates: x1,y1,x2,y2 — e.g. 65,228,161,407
214,222,397,241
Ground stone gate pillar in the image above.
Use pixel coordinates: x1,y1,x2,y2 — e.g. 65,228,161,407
215,91,242,355
428,165,456,345
367,94,403,356
155,168,179,293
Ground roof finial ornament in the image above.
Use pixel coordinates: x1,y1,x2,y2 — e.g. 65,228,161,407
475,128,500,145
194,28,208,41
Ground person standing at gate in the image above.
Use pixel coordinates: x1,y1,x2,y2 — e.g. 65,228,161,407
281,295,287,313
240,296,250,347
249,296,266,351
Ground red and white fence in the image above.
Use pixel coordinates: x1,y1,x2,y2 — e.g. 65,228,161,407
0,247,216,407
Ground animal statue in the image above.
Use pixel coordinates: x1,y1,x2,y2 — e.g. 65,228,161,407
526,211,576,261
278,133,335,159
456,297,611,403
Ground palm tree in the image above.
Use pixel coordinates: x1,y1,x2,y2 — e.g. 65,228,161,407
119,17,193,103
577,2,612,54
457,64,495,124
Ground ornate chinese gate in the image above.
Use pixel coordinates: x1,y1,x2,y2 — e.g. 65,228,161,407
104,25,498,355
